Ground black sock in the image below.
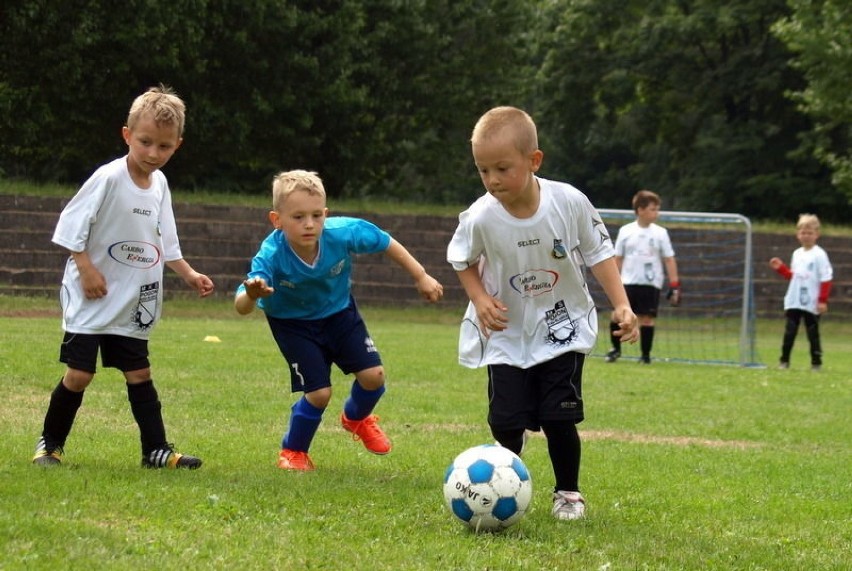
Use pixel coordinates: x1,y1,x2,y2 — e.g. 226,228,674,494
609,321,621,353
42,379,84,449
127,380,168,456
491,427,526,456
542,421,581,492
640,325,655,358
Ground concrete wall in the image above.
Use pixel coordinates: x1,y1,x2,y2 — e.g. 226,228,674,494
2,194,850,318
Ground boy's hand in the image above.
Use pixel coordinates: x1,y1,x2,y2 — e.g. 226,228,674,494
666,281,681,306
187,272,215,297
474,295,508,338
768,257,782,270
79,266,108,299
243,277,274,300
416,273,444,303
611,305,639,343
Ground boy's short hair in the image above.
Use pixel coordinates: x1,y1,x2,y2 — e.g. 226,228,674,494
127,84,186,136
471,106,539,155
632,190,661,212
272,170,327,211
796,213,820,231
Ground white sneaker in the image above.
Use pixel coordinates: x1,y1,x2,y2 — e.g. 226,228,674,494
552,491,586,520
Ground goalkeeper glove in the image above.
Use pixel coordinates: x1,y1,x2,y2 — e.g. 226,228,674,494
666,281,681,306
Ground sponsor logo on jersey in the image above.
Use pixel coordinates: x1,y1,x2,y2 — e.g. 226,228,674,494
108,241,161,269
509,269,559,297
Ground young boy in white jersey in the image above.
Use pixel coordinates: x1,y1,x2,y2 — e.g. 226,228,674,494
447,106,638,521
605,190,680,364
235,170,443,471
32,85,215,469
769,213,833,370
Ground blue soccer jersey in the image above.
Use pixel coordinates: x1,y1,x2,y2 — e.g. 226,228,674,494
238,217,391,320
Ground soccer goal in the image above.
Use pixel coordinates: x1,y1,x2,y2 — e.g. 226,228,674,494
589,209,763,367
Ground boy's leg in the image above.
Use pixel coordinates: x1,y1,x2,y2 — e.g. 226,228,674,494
543,420,586,520
606,321,622,361
640,325,655,363
341,373,391,454
33,375,87,465
803,313,822,367
282,395,325,452
781,310,802,364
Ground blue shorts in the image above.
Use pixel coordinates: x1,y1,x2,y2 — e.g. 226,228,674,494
59,332,150,374
486,351,585,431
265,301,382,393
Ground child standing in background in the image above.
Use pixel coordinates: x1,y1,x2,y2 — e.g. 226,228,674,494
606,190,679,365
769,213,833,371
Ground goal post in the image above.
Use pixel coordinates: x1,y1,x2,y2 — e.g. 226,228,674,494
590,209,763,367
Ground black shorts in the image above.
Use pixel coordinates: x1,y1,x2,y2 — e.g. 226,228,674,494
59,333,150,374
265,302,382,393
625,284,661,317
486,351,585,431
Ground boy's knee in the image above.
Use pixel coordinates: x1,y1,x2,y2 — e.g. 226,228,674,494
355,366,385,390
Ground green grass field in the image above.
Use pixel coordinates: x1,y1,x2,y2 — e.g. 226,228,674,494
1,296,849,570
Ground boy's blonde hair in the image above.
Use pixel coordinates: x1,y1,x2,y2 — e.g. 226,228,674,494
471,106,539,155
127,84,186,136
272,170,327,211
796,213,820,231
632,189,662,212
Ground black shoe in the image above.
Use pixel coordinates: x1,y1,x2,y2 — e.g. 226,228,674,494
605,350,621,363
142,444,202,469
32,437,63,467
639,356,651,364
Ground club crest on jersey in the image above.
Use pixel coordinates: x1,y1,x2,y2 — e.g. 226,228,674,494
510,269,559,297
133,282,159,330
545,300,578,346
552,239,567,259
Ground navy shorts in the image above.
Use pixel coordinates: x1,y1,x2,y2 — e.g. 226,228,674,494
625,284,661,317
265,302,382,393
486,351,585,431
59,332,150,374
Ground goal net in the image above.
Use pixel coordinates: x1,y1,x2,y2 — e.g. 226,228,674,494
589,209,763,367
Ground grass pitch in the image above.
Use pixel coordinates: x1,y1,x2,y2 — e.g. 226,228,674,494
1,296,849,570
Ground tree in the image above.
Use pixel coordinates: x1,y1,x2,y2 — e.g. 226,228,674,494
773,0,852,201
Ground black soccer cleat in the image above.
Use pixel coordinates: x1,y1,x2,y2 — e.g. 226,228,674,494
141,444,202,469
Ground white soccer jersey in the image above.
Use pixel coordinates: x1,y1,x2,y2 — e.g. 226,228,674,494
782,245,833,314
52,156,183,339
447,178,614,368
614,221,675,289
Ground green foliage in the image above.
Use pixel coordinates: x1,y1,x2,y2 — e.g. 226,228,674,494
773,0,852,200
1,297,850,570
1,0,850,220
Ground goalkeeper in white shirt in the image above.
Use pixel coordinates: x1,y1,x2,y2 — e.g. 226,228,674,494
606,190,680,365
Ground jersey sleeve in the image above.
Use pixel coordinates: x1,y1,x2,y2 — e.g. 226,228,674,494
346,218,391,254
575,194,614,267
52,167,111,252
158,176,183,262
447,208,483,271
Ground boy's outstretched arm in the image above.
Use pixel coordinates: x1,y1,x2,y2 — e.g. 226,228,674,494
384,238,443,302
166,258,215,297
590,257,638,343
234,277,274,315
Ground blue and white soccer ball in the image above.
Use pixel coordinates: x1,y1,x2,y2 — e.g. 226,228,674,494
442,444,533,532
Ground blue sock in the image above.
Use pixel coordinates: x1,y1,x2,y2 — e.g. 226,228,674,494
343,381,385,421
282,397,324,452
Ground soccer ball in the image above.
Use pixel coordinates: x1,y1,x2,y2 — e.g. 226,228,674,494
442,444,533,532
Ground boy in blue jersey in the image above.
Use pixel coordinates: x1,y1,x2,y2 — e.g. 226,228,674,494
235,170,444,470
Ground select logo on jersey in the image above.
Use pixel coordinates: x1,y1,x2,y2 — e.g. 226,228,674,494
108,241,161,269
517,238,540,248
510,269,559,297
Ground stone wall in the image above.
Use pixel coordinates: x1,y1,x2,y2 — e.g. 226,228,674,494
2,194,850,317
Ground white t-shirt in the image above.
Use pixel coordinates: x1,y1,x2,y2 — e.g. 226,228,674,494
782,245,833,314
614,221,675,289
52,156,183,339
447,177,614,368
